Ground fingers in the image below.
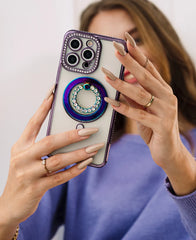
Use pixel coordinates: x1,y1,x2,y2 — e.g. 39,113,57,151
104,98,160,132
10,128,103,202
29,128,99,159
40,161,91,191
22,158,93,198
124,32,169,88
102,32,176,114
103,33,179,140
113,39,172,101
34,142,104,177
105,95,178,145
21,86,55,144
118,53,168,100
102,68,168,117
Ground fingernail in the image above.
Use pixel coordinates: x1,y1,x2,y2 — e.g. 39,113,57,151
102,67,117,81
125,32,136,48
45,84,55,100
78,128,99,137
113,41,126,56
104,97,120,107
85,143,105,154
77,157,93,169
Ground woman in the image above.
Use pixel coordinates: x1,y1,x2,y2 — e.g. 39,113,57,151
1,0,196,239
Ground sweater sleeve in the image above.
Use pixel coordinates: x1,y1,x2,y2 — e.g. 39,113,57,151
165,178,196,240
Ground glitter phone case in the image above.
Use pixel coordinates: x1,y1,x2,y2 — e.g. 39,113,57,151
47,30,126,167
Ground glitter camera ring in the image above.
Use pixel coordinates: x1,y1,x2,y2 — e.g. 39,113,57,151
63,77,108,122
61,31,101,74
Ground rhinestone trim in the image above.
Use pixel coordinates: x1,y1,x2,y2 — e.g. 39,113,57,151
63,77,108,122
61,31,101,74
70,83,101,114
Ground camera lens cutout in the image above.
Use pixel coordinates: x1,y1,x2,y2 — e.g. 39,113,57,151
82,48,95,61
82,61,90,69
69,38,82,51
66,53,79,66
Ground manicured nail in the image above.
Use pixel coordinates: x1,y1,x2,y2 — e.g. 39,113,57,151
85,143,105,154
78,128,99,137
113,41,126,56
102,67,117,81
45,84,55,100
104,97,120,107
77,157,93,169
125,32,136,48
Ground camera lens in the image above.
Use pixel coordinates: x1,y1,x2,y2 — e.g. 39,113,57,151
66,53,79,66
82,48,94,61
69,38,82,51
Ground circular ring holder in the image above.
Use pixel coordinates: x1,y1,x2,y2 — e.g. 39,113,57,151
63,77,108,122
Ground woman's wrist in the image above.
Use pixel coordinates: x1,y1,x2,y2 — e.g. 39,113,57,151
163,143,196,196
0,197,20,240
12,226,19,240
0,222,19,240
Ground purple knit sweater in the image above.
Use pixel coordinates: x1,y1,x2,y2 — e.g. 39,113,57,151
18,129,196,240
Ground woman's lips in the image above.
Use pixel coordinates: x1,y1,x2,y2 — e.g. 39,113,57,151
124,70,137,84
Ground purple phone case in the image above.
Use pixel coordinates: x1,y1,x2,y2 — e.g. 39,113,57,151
47,30,127,167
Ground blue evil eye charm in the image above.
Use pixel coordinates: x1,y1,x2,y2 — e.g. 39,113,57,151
63,77,108,122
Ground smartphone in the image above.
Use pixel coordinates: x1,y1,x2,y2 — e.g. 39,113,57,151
47,30,126,167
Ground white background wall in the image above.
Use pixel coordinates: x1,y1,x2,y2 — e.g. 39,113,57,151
0,0,74,190
0,1,196,239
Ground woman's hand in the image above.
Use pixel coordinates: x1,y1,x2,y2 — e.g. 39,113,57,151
102,32,196,196
0,87,103,238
